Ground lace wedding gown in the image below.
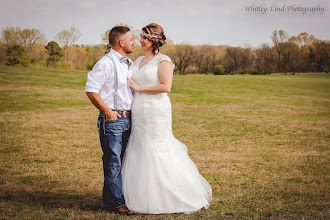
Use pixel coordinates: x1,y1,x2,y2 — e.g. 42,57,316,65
121,54,212,214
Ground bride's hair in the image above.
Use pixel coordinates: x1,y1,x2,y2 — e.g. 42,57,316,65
142,23,166,54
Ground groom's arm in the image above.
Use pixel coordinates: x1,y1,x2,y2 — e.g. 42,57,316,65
85,60,121,120
85,92,120,120
85,92,106,111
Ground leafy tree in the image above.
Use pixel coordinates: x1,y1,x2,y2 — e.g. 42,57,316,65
45,41,64,66
30,44,48,65
68,45,87,69
6,45,30,66
85,44,106,70
309,40,330,73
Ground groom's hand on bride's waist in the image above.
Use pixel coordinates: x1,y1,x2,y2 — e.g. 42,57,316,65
105,110,121,121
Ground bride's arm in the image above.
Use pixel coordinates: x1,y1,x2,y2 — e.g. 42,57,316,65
128,61,173,94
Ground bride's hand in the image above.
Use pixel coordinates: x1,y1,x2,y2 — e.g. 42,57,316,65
127,78,140,91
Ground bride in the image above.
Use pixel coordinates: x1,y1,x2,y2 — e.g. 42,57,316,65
122,23,212,214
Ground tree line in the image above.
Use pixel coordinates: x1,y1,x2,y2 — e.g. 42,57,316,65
0,26,329,74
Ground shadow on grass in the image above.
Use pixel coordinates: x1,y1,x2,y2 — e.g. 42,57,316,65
1,189,104,211
1,188,189,219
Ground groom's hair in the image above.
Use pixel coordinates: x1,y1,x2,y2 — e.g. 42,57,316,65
109,26,131,46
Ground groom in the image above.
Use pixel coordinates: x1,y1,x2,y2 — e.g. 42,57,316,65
85,26,134,215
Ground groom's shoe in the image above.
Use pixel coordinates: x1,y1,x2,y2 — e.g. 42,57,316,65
113,206,133,215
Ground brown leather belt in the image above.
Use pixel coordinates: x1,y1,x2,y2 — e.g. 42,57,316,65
114,110,131,118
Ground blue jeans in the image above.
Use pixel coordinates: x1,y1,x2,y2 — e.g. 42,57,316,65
97,112,131,210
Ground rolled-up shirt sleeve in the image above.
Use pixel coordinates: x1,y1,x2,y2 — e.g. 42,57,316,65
85,60,112,93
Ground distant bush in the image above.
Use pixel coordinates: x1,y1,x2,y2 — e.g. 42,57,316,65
246,67,261,75
6,45,30,66
214,65,226,75
57,62,71,69
235,67,263,75
238,68,245,74
32,60,47,68
86,60,97,70
321,65,329,73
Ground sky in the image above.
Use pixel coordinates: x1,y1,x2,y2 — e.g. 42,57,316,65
0,0,329,47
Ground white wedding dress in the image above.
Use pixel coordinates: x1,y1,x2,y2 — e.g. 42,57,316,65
121,54,212,214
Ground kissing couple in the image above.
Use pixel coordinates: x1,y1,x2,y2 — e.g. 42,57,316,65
85,23,212,215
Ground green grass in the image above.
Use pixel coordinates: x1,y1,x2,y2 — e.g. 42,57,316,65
0,66,329,219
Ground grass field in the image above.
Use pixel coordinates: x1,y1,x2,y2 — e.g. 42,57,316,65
0,66,329,219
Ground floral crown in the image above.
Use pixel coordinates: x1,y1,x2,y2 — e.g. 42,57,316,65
141,32,162,39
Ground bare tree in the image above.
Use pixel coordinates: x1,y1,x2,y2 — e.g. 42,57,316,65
271,30,289,72
195,45,217,74
101,29,111,44
255,44,277,74
223,47,251,73
0,27,21,46
167,44,196,74
20,28,46,53
56,27,81,62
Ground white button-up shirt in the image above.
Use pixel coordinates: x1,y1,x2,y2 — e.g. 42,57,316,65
85,49,133,110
